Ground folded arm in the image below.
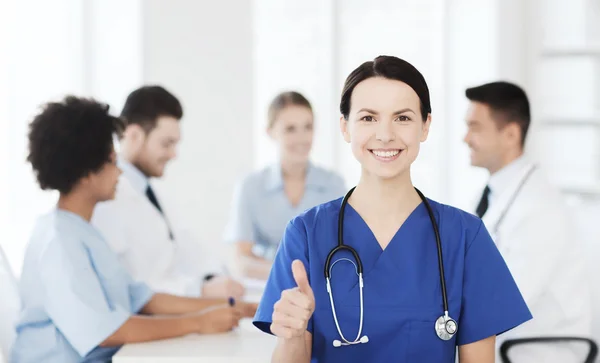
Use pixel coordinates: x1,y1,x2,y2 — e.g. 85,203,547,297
100,315,197,346
101,304,245,347
140,293,228,315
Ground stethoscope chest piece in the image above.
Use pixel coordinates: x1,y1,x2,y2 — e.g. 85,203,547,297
435,313,458,341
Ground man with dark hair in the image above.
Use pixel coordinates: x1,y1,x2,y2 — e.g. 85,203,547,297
465,81,531,174
93,85,245,299
11,96,256,363
464,81,591,362
120,85,184,133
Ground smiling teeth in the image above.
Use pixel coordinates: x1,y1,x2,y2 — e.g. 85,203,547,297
372,150,400,157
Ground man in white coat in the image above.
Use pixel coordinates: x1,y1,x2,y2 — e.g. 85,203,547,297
463,81,592,362
93,85,245,298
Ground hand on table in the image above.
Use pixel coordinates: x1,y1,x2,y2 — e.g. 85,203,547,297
192,305,242,334
237,301,259,318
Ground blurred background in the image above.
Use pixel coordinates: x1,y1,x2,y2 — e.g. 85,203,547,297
0,0,598,277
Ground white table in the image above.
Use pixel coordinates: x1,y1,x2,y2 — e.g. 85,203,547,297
113,319,277,363
114,284,275,363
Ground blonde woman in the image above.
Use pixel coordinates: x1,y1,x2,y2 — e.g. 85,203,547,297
225,91,346,280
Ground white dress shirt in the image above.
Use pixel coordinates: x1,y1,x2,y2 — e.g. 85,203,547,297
92,159,214,297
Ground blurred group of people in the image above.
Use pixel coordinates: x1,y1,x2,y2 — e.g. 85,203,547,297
4,54,593,363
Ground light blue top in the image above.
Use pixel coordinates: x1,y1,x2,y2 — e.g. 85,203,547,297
223,163,346,259
254,197,532,362
10,209,154,363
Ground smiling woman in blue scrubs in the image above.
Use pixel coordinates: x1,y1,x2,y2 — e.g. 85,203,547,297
224,91,346,280
253,56,532,362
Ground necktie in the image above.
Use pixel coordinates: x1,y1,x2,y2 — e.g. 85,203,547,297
476,185,491,218
145,185,174,240
145,185,163,213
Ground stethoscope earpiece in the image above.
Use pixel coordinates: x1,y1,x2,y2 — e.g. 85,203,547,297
333,335,369,348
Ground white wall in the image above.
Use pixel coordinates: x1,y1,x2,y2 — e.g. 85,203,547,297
254,0,530,208
336,0,448,200
4,0,592,276
0,0,254,274
0,0,10,250
86,0,144,112
254,0,449,202
142,0,255,253
4,0,86,275
532,0,600,200
532,0,600,342
253,0,338,171
444,0,534,209
253,0,535,209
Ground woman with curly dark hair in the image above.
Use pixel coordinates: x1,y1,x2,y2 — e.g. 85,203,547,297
10,96,257,363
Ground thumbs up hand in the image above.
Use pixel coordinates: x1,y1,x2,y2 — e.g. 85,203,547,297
270,260,316,340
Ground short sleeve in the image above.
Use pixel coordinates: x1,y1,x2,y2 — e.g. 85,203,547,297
457,221,533,345
223,177,256,244
253,219,313,335
128,280,154,313
40,240,132,357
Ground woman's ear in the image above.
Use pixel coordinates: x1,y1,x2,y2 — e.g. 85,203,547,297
420,114,432,142
340,116,351,143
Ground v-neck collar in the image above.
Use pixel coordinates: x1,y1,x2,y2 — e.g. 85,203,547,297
343,201,427,276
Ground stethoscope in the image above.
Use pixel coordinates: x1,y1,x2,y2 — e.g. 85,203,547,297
490,164,537,238
325,186,457,348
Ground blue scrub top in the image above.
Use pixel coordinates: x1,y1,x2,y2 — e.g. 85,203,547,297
254,197,532,362
223,162,346,259
11,209,154,363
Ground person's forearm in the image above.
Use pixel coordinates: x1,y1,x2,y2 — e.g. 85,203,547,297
239,254,272,280
272,336,310,363
458,336,495,363
141,293,228,315
100,315,195,347
231,242,272,280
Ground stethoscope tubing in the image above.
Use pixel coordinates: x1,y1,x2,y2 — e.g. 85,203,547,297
327,186,450,317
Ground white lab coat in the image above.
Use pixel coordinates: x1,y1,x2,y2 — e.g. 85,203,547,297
572,199,600,346
477,158,592,362
92,172,217,297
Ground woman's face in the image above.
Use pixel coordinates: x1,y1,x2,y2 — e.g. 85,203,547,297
268,105,314,166
88,150,122,201
340,77,431,181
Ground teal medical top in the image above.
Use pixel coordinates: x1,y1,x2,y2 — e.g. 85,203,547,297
11,209,154,363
